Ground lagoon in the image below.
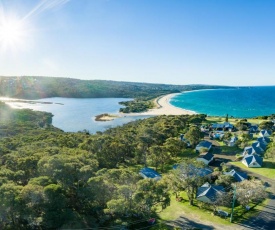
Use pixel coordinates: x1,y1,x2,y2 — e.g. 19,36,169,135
4,97,152,133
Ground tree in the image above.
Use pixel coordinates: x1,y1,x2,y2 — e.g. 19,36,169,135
223,132,233,141
235,120,249,131
265,146,275,161
237,133,252,148
174,161,207,205
215,175,235,189
259,121,274,130
133,179,169,216
163,173,185,199
42,184,71,229
225,114,229,122
162,137,187,157
148,145,171,171
184,126,203,147
211,191,232,212
0,182,24,229
235,180,267,208
137,128,157,166
20,184,45,228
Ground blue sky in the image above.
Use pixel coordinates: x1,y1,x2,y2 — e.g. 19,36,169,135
0,0,275,86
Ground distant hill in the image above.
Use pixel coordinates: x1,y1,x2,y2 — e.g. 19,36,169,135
0,76,234,99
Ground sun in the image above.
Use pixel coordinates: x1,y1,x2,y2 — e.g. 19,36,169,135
0,16,28,51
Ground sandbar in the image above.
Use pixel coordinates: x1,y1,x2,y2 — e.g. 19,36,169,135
126,93,196,116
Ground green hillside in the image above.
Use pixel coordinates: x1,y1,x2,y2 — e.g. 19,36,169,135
0,76,233,99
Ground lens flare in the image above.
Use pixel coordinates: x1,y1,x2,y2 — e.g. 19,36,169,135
0,0,70,53
0,15,28,52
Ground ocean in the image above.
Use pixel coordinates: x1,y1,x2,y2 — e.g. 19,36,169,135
170,86,275,118
4,97,152,133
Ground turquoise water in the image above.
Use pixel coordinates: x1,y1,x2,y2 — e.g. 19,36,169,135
170,86,275,118
5,98,152,133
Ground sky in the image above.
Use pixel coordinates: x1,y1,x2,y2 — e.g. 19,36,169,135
0,0,275,86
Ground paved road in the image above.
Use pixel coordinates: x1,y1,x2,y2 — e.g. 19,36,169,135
229,164,275,230
165,164,275,230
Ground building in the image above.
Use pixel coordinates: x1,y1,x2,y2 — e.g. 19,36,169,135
242,154,263,168
257,137,271,145
242,145,262,156
139,168,161,180
197,152,214,165
196,141,212,152
224,169,247,182
196,182,225,204
173,164,213,177
249,125,258,133
259,130,272,137
211,122,234,132
252,141,266,153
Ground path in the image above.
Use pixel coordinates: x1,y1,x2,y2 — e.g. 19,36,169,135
228,163,275,230
166,166,275,230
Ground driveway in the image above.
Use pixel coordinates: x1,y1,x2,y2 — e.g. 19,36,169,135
164,163,275,230
229,164,275,230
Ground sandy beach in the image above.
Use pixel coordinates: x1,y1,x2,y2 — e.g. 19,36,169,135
127,93,196,116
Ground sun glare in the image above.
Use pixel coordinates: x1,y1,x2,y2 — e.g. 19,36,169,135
0,16,28,51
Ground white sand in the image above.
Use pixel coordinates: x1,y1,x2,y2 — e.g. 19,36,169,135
126,93,196,116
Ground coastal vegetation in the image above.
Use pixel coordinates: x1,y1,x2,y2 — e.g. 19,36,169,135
0,102,209,229
94,113,117,121
119,98,155,113
0,101,272,229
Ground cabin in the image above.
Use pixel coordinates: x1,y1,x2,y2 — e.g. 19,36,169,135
196,182,225,204
173,164,213,178
257,137,271,145
197,152,214,165
224,169,247,182
211,122,234,132
252,141,266,153
196,141,212,152
242,154,263,168
249,125,259,133
139,168,161,180
259,130,272,137
242,146,262,156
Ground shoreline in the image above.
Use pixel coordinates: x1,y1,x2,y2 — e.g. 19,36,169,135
123,93,196,116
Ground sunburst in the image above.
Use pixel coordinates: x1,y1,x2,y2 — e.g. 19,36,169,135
0,15,28,52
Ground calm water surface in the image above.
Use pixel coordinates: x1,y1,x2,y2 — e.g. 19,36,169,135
5,98,152,133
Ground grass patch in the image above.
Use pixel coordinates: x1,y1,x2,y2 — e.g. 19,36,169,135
158,193,267,227
205,117,266,126
231,160,275,179
220,199,268,223
233,199,268,223
158,193,231,225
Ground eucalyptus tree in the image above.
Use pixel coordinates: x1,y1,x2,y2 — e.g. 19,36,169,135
173,161,207,205
184,125,203,147
148,145,170,171
235,179,267,208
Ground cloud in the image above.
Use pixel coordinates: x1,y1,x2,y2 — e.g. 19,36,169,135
23,0,70,20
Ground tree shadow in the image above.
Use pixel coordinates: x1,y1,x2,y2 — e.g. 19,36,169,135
165,216,215,230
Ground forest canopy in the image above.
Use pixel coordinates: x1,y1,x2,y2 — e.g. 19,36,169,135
0,103,207,229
